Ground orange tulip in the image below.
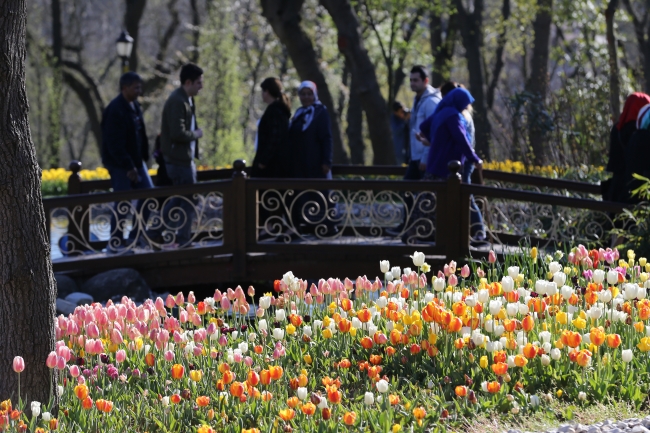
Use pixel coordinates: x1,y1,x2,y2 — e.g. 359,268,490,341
290,314,303,327
489,282,502,296
590,327,606,346
639,306,650,321
455,386,467,397
388,394,400,405
338,359,352,369
322,407,331,420
389,330,402,345
575,349,592,367
486,381,501,394
298,373,308,387
338,319,352,333
454,338,465,349
301,402,316,416
385,346,397,356
400,288,410,299
522,315,534,332
81,396,93,410
230,381,245,398
340,298,352,311
369,354,383,365
505,291,519,303
561,330,582,348
522,343,538,359
218,363,230,374
222,370,235,384
197,426,215,433
452,302,467,316
585,291,598,305
360,336,374,349
170,394,181,404
287,396,300,408
606,333,622,348
492,362,508,375
171,364,185,380
343,411,357,425
259,369,271,385
289,377,300,390
327,385,342,404
145,353,155,367
514,354,528,367
448,317,463,333
568,293,580,305
247,371,260,387
74,384,89,401
269,365,284,381
195,396,210,407
49,419,58,430
279,408,295,422
95,399,114,413
413,406,427,420
493,351,506,364
410,343,421,355
357,308,372,323
254,345,264,354
503,319,517,333
242,429,261,433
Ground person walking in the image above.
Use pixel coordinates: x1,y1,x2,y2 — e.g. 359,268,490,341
287,81,336,236
407,65,441,179
101,72,153,252
623,103,650,203
605,92,650,203
159,63,204,246
251,77,292,178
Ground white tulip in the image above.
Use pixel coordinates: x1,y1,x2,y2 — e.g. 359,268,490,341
489,300,502,316
484,319,494,332
364,392,375,405
494,325,505,337
376,296,388,309
472,332,485,346
624,284,638,300
391,267,401,280
297,387,308,400
424,292,435,303
638,287,647,300
376,379,389,393
275,309,286,321
593,269,605,284
538,331,551,343
622,349,633,363
259,296,272,310
433,277,446,292
598,290,612,303
42,412,51,422
238,342,249,354
549,261,562,274
518,303,530,316
541,354,551,366
645,280,650,289
560,285,573,299
486,341,497,352
303,325,313,337
517,287,529,299
535,280,547,295
161,396,170,407
506,303,518,317
452,292,463,303
258,319,268,331
507,355,516,368
481,381,489,392
410,251,425,267
317,396,328,409
508,266,520,279
30,401,41,418
607,270,619,285
502,276,514,293
380,260,390,273
352,317,361,329
403,267,412,276
550,348,561,360
553,272,566,287
282,271,295,286
384,272,394,281
477,289,490,304
587,306,602,320
529,395,541,407
542,342,552,353
578,392,587,401
272,328,284,340
465,295,477,307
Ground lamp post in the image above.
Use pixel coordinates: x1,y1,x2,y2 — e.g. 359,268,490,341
115,30,134,73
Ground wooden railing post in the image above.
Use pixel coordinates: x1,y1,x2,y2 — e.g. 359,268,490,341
441,161,470,261
232,159,248,279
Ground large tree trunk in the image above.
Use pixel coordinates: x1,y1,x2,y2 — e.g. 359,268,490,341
621,0,650,92
455,0,491,160
429,7,458,88
347,66,365,164
0,0,58,408
525,0,553,166
125,0,147,72
606,0,621,120
319,0,396,165
260,0,350,164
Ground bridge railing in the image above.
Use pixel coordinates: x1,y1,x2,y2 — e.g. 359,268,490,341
43,160,627,280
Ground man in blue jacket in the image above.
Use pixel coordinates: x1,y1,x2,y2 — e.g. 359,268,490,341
101,72,153,251
407,65,441,179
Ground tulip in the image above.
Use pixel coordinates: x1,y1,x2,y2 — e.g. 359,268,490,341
171,364,184,380
622,349,633,363
343,411,357,425
410,251,425,267
30,401,41,418
376,379,389,393
364,392,374,405
13,356,25,373
380,260,390,273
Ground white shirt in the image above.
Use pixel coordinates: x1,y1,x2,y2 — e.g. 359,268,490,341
189,97,196,159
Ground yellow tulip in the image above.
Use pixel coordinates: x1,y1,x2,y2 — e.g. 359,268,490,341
322,329,333,339
638,337,650,352
572,317,586,330
480,356,488,369
286,324,296,335
556,312,568,325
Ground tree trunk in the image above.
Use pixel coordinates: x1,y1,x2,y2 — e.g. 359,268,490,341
455,0,491,160
125,0,147,72
260,0,350,164
429,8,458,88
525,0,553,166
347,66,365,164
319,0,396,165
606,0,621,120
0,0,58,408
486,0,511,110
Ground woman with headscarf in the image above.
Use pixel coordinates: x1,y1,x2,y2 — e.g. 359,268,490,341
623,103,650,203
287,81,337,236
251,77,292,178
419,87,482,180
606,92,650,202
288,81,333,179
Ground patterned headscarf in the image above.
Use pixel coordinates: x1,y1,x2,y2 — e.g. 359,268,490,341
637,103,650,130
291,81,322,131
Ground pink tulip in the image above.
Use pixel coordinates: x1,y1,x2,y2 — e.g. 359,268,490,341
13,356,25,373
56,356,66,370
461,265,470,278
316,294,325,304
234,286,245,300
226,288,236,301
449,260,457,274
488,250,496,263
164,350,175,362
126,308,136,323
174,292,185,306
173,331,183,344
188,291,196,304
477,268,485,278
234,352,243,363
86,322,100,339
111,329,124,345
375,333,388,344
165,294,175,309
155,297,165,312
46,351,58,369
247,286,255,297
191,313,202,327
77,375,86,385
344,278,353,291
408,272,418,286
220,297,231,311
387,281,396,294
448,274,458,287
179,310,188,324
443,264,450,277
69,365,80,378
256,308,265,317
213,290,223,302
193,345,203,357
194,329,207,342
218,335,228,346
116,349,126,363
419,273,427,287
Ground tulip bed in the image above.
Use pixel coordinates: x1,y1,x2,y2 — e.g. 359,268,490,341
3,246,650,432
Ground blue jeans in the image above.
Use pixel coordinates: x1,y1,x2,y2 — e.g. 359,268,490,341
164,162,197,245
462,162,486,241
107,162,154,246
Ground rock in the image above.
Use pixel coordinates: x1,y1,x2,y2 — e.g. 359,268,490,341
56,298,77,315
587,427,601,433
65,292,94,306
54,274,78,298
558,427,576,433
631,426,650,433
82,268,150,302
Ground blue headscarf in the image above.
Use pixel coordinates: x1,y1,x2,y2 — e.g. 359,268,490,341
420,88,475,145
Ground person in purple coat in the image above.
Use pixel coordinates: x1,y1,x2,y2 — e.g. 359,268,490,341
418,87,482,179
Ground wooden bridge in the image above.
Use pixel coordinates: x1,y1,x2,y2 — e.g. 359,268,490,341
43,160,626,290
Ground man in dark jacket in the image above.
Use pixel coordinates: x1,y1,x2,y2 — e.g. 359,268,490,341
159,63,204,246
101,72,153,250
